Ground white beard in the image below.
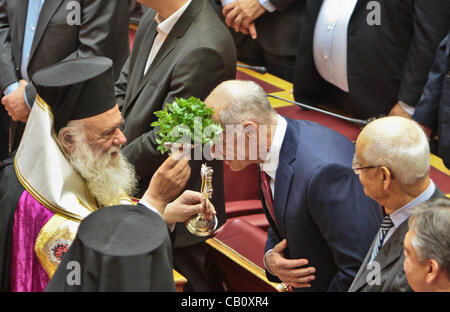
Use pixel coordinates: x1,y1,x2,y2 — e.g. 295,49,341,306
68,139,138,207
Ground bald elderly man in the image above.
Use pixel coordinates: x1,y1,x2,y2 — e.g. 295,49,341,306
349,117,446,292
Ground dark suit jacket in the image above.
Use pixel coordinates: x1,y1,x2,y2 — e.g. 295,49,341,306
0,0,130,151
209,0,305,57
413,31,450,169
293,0,450,119
115,0,237,248
263,118,382,292
348,187,446,292
0,0,129,101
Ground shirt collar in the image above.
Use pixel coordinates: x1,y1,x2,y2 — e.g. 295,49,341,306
389,180,436,228
260,115,287,180
155,0,192,36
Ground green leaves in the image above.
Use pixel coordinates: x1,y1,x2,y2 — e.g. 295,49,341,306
151,97,223,154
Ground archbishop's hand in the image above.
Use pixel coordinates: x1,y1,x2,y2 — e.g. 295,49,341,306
163,190,216,225
265,239,316,288
144,151,191,214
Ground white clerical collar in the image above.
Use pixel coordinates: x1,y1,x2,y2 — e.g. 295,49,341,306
155,0,192,36
389,180,436,228
260,115,287,180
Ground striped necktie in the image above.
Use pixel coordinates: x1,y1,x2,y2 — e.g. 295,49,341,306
369,215,394,264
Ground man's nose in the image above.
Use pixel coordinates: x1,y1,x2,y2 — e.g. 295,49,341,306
113,129,127,146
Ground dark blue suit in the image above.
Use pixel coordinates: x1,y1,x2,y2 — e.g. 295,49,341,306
413,31,450,169
263,118,382,292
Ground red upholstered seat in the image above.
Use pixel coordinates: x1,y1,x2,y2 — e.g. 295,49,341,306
225,200,263,218
214,219,268,268
227,214,270,232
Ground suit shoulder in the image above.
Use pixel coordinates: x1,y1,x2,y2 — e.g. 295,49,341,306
294,120,355,168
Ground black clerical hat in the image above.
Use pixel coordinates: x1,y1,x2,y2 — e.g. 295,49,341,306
32,57,116,133
46,205,176,292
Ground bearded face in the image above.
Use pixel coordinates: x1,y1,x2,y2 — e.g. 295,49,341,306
65,127,138,207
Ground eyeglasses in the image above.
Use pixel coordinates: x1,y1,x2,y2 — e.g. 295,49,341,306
352,155,378,175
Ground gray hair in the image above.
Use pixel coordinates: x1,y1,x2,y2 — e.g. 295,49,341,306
217,80,277,125
361,117,430,185
408,198,450,278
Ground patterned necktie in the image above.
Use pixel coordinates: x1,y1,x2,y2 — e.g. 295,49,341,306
260,170,277,226
369,215,394,264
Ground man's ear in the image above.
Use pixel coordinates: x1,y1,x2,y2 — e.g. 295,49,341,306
426,259,440,285
381,166,392,191
59,127,75,153
242,120,259,137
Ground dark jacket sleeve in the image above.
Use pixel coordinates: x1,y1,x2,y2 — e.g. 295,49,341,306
413,34,449,131
115,57,130,111
59,0,129,80
307,163,381,292
264,226,283,283
123,46,234,179
398,0,450,107
0,0,18,92
269,0,299,13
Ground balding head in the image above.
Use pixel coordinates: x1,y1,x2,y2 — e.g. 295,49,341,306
205,80,277,126
356,116,430,185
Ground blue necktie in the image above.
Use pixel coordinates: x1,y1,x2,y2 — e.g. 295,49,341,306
369,215,394,264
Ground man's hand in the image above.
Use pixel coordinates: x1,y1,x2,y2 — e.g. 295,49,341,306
163,190,216,225
265,239,316,288
389,101,412,118
1,80,30,123
143,151,191,214
223,0,265,38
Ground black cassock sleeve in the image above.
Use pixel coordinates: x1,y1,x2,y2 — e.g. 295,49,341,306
0,158,25,291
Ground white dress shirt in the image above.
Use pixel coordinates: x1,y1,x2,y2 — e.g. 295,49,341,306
313,0,358,93
260,114,287,197
143,0,192,76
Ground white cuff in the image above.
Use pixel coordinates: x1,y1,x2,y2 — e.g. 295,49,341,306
221,0,276,12
399,102,415,115
258,0,276,12
3,82,19,96
139,199,176,232
263,248,277,276
221,0,235,6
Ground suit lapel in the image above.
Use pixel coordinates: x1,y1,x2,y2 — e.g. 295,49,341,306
122,20,158,115
29,0,63,64
123,0,204,116
273,118,298,238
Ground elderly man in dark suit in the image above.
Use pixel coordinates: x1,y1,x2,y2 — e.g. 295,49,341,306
349,117,446,292
0,0,129,153
115,0,236,291
293,0,450,119
413,30,450,169
205,80,381,292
